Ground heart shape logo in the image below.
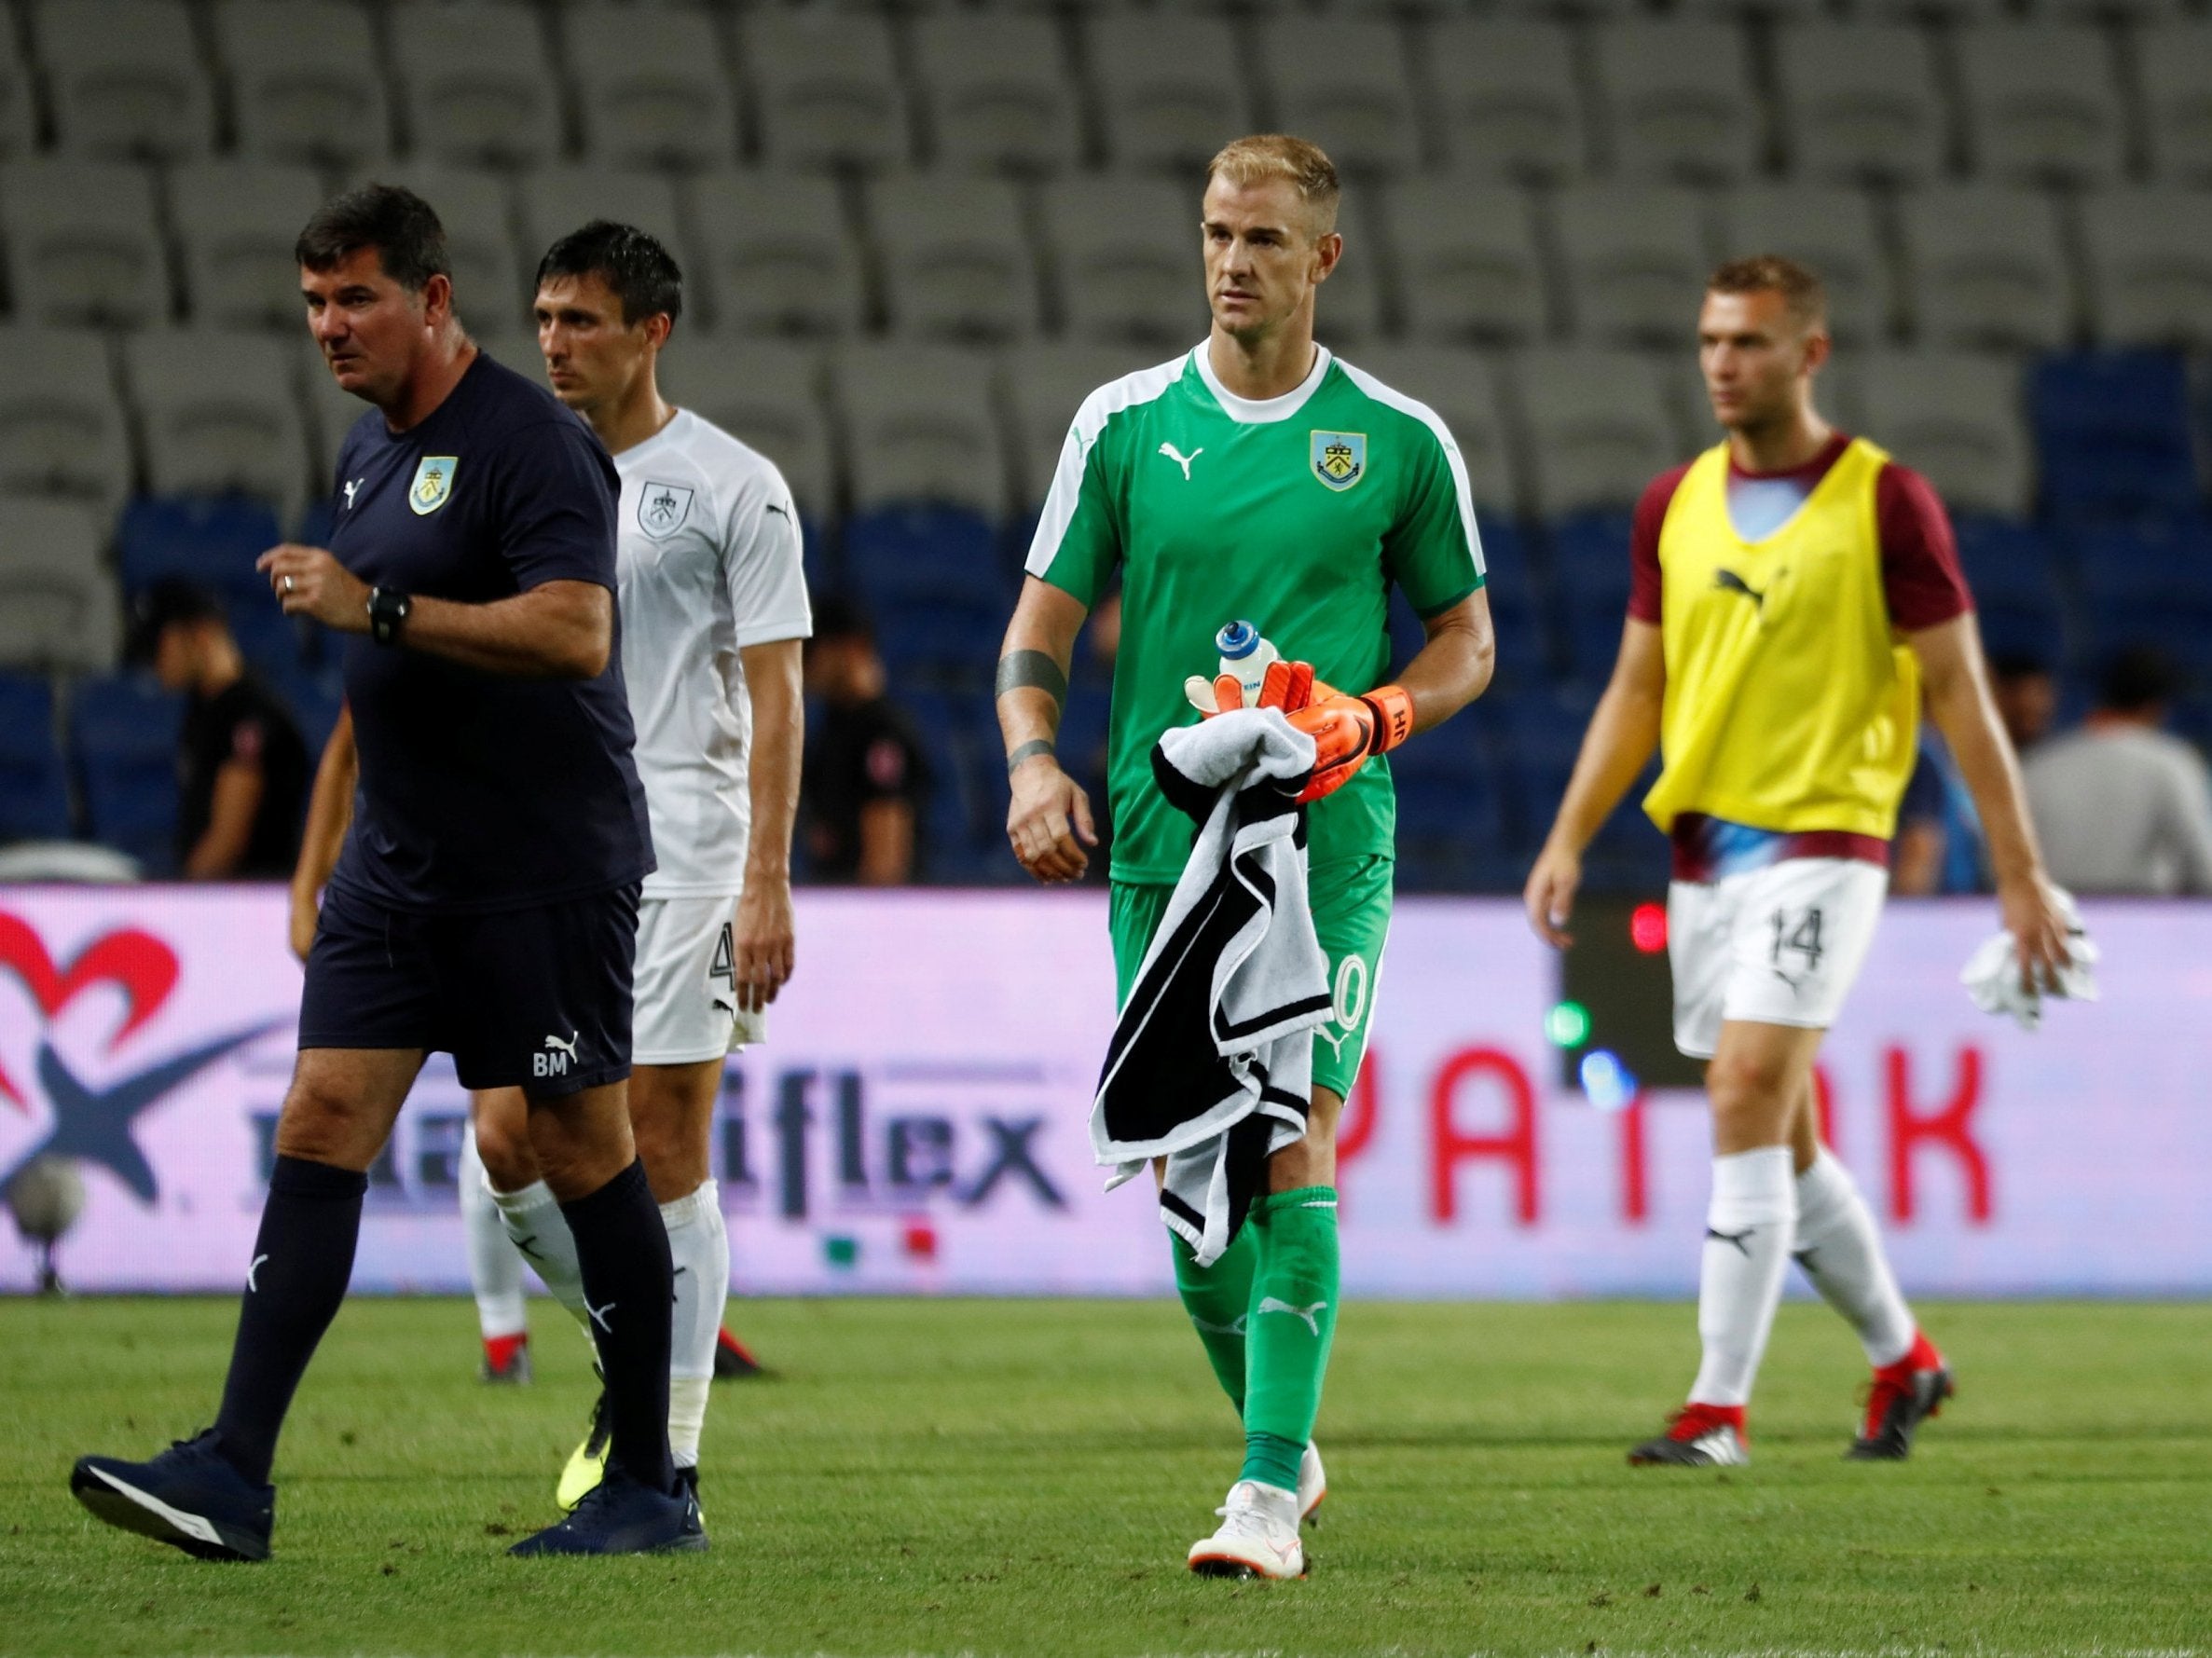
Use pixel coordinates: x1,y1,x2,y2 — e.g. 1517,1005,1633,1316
0,911,180,1109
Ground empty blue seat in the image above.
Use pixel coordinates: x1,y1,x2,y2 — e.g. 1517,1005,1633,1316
1953,514,2066,663
0,674,72,841
70,673,185,873
116,496,285,605
843,505,1012,613
2031,352,2203,524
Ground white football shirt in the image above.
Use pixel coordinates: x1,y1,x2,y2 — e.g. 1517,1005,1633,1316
614,408,812,898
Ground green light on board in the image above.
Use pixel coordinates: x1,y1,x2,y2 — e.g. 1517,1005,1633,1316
1545,1000,1592,1049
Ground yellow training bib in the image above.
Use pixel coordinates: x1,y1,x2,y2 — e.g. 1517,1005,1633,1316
1642,437,1919,840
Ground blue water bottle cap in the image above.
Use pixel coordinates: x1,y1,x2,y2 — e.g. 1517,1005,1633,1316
1216,620,1260,659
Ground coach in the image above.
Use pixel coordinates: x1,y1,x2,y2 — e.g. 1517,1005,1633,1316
70,185,699,1560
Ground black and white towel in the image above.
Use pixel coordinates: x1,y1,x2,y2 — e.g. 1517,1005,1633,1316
1090,707,1334,1266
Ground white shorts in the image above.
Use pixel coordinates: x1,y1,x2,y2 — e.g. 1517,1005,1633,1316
1667,858,1888,1061
633,893,764,1065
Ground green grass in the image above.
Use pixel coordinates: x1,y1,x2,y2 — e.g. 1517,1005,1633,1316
1,1296,2207,1657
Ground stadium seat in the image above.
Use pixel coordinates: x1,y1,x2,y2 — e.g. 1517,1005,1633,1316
1390,719,1511,892
1521,351,1671,526
1312,210,1391,348
214,0,392,169
833,344,1010,519
1467,515,1549,682
2029,351,2203,523
1422,22,1586,183
1590,21,1762,184
169,162,328,333
1042,174,1207,347
1896,185,2075,352
0,500,116,672
123,331,312,526
1775,23,1946,185
69,670,183,872
1859,351,2032,519
390,1,562,170
1381,179,1549,345
1553,185,1712,347
744,11,910,172
0,328,132,519
2079,188,2212,349
1253,18,1422,177
1005,342,1164,509
866,174,1043,343
844,507,1012,660
2068,519,2212,676
115,494,286,610
566,5,739,171
1711,185,1892,346
2137,25,2212,185
1675,0,1827,20
1952,514,2066,664
0,159,169,328
0,21,34,160
1857,0,2007,21
1489,0,1644,22
1089,15,1254,173
688,171,868,339
359,165,528,342
1956,24,2126,187
656,338,836,524
913,15,1080,174
1340,344,1520,524
515,167,688,281
35,0,213,160
1517,347,1681,521
2031,0,2191,19
0,673,72,842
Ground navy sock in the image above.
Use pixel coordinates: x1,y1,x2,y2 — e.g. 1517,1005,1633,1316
560,1159,675,1496
212,1155,367,1486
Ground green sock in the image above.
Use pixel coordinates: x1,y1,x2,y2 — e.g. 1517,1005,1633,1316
1171,1223,1258,1415
1241,1185,1340,1492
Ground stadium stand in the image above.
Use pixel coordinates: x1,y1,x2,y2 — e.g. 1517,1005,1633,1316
0,672,72,843
0,0,2199,890
68,671,183,873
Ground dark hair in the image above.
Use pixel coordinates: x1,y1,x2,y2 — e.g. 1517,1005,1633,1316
809,595,872,645
2099,646,2179,714
1988,649,2054,683
1708,253,1827,332
124,577,226,665
534,220,683,328
295,185,451,293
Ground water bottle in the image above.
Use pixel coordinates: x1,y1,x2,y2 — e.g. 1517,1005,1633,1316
1215,620,1280,704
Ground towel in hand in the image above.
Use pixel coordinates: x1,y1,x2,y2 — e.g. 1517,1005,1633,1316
1089,706,1333,1265
1960,887,2100,1031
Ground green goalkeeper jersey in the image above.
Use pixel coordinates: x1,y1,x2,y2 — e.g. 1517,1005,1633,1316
1025,343,1487,884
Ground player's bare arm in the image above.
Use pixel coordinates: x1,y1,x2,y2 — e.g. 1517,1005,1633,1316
288,707,356,961
183,755,266,881
1396,588,1496,733
735,638,802,1010
998,575,1096,884
1525,618,1668,948
1908,611,2072,988
255,545,613,679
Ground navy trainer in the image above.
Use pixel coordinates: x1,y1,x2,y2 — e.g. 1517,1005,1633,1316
508,1467,707,1557
71,1431,275,1562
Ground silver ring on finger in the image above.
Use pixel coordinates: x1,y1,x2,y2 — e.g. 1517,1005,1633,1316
282,575,295,594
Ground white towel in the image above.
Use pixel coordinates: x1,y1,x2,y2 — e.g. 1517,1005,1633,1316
1089,707,1333,1265
1960,887,2100,1031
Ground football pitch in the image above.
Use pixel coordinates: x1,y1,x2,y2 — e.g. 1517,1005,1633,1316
2,1296,2206,1657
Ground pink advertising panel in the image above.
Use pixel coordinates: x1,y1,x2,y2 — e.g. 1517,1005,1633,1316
2,887,2205,1297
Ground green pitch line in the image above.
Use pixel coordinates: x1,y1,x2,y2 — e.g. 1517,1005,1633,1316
3,1296,2208,1657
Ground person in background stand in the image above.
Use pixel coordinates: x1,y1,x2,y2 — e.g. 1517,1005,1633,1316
802,596,929,884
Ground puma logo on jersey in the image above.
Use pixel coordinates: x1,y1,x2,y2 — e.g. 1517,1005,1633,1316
535,1031,580,1078
1159,442,1202,480
247,1253,268,1291
1714,569,1766,610
1257,1296,1328,1336
343,478,363,510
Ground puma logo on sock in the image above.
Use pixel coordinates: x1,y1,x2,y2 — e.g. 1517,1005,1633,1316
1706,1226,1756,1255
1257,1296,1328,1336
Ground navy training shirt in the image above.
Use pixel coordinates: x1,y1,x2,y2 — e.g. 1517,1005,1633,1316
324,351,654,913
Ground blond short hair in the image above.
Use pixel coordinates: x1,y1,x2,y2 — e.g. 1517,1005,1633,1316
1206,133,1340,236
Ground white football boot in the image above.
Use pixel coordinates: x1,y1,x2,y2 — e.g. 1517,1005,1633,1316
1188,1479,1306,1580
1297,1441,1326,1525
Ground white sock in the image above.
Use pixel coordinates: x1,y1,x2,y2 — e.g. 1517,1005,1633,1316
1793,1149,1917,1368
1689,1146,1796,1408
489,1177,589,1332
460,1125,527,1341
662,1179,729,1470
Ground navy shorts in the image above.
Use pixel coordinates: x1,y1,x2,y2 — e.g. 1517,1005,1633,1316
299,880,639,1098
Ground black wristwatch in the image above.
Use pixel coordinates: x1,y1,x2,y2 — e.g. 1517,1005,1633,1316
367,586,411,646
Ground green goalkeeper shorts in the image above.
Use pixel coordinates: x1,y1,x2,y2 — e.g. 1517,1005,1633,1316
1108,853,1394,1102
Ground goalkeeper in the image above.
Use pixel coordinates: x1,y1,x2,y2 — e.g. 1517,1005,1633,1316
996,133,1493,1580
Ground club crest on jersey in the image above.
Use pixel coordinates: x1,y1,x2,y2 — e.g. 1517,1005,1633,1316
1310,431,1367,492
407,456,458,515
638,480,694,540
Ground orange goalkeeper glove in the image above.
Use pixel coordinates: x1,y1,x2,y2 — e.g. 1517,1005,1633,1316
1286,681,1414,803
